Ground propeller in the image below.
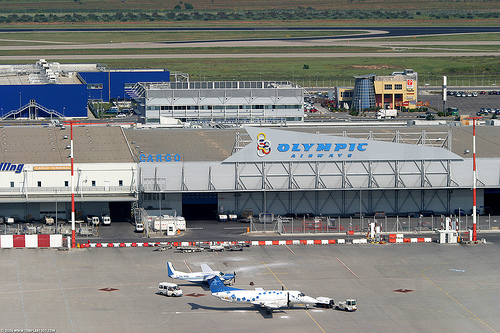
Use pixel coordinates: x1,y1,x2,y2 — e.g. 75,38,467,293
287,291,290,309
233,271,236,283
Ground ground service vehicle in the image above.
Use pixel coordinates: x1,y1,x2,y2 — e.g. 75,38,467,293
157,282,183,297
315,297,335,308
336,299,357,311
135,222,144,232
43,216,55,225
101,215,111,225
376,109,398,119
87,215,99,225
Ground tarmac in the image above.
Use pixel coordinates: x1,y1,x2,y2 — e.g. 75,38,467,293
0,238,499,333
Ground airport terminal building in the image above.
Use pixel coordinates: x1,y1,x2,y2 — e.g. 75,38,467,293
2,123,497,222
130,81,304,124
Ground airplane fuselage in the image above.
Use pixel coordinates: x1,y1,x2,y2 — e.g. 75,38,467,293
212,289,317,307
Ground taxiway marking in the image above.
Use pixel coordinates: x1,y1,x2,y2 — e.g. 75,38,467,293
336,257,358,278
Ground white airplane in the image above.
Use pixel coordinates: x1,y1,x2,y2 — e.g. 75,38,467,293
208,275,318,314
167,262,235,284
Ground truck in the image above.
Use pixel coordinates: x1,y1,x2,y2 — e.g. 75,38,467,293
315,297,357,311
157,282,183,297
376,109,398,119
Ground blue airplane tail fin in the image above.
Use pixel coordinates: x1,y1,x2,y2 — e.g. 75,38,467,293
167,262,176,278
209,276,241,293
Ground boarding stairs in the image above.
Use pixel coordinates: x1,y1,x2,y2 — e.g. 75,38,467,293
1,100,65,120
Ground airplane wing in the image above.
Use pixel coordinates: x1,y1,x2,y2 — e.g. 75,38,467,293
200,264,213,273
251,300,288,309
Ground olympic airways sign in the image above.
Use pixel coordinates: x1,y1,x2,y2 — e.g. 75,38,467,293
222,127,462,163
254,131,367,160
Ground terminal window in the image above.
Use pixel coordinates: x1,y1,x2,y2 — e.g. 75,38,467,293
92,180,96,187
384,84,393,90
65,181,69,187
37,181,41,187
10,181,14,187
119,180,123,186
395,84,403,90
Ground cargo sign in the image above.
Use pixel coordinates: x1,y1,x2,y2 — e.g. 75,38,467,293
0,162,24,173
34,166,71,171
139,154,181,163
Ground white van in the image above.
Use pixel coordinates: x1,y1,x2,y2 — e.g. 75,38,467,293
101,215,111,225
157,282,183,297
87,215,100,226
135,222,144,232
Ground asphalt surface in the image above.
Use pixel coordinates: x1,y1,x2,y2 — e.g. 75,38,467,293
1,238,499,332
76,215,500,244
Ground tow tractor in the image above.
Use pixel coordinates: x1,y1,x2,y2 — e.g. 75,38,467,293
315,297,357,311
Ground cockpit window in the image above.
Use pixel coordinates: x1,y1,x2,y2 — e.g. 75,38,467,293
220,272,224,276
298,293,305,297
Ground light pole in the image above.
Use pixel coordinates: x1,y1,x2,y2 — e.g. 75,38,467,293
473,65,475,86
63,120,81,248
466,116,482,242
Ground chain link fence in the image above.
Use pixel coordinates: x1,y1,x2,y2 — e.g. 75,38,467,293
248,214,500,235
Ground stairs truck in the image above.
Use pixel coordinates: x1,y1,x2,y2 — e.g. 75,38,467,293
377,109,398,119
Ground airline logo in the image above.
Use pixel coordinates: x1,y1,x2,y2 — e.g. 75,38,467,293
256,133,271,157
255,133,368,159
0,162,24,173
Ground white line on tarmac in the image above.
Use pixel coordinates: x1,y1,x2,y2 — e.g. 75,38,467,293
285,245,295,254
336,257,358,278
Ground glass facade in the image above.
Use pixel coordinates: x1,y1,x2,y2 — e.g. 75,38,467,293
353,75,376,110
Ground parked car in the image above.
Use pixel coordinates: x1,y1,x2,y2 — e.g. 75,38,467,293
454,209,465,215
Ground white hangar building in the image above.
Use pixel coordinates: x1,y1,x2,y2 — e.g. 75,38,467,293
127,125,499,220
0,124,499,221
0,125,136,221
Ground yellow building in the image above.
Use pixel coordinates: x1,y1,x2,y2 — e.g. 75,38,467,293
374,69,418,109
336,69,424,110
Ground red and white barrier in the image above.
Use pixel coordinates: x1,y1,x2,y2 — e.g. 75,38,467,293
79,235,434,249
0,234,62,248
